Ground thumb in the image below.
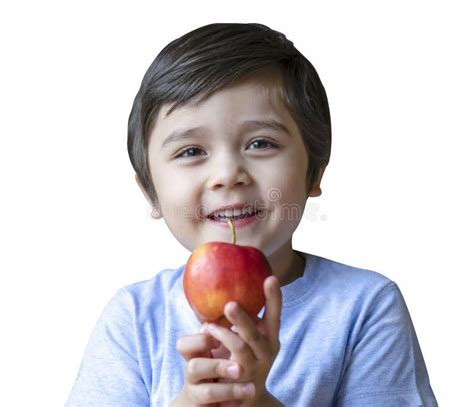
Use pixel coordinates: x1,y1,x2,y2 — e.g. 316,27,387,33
261,276,282,343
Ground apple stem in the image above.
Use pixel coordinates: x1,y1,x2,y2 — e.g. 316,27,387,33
226,217,236,245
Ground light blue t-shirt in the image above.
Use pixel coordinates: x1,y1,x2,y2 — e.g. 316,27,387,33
66,252,438,406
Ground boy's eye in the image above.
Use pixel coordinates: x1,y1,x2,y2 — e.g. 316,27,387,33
175,138,278,159
175,147,206,159
247,138,278,150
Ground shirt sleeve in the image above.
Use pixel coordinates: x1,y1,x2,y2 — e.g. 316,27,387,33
335,283,438,407
65,290,149,407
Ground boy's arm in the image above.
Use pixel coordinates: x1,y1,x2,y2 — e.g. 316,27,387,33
335,283,437,406
65,290,149,406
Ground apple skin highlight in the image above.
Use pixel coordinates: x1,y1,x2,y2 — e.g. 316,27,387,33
183,218,272,327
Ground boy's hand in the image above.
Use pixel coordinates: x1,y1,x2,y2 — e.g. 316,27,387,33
205,275,283,407
171,324,256,406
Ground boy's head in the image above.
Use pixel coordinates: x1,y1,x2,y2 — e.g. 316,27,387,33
128,23,331,256
128,23,331,207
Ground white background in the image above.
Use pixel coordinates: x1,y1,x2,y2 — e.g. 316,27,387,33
1,1,472,405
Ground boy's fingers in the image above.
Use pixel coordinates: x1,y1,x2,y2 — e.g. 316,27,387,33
262,276,282,348
185,357,242,383
224,302,270,360
205,323,255,365
176,333,221,361
188,381,256,404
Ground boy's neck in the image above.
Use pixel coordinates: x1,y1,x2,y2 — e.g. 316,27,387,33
268,245,306,287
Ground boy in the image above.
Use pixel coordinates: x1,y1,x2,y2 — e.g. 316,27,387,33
66,23,438,406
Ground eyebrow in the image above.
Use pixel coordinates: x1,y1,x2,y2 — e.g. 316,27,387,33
161,119,290,148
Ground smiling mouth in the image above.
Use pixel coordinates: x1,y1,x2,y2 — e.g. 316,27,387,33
207,209,263,221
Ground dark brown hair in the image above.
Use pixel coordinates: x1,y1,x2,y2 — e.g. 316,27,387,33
128,23,331,207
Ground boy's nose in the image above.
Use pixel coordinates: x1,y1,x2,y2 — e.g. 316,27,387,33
206,157,252,191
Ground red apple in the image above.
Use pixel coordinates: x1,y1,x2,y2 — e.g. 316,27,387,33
183,218,272,328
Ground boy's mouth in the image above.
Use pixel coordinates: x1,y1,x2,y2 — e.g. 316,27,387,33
207,207,262,221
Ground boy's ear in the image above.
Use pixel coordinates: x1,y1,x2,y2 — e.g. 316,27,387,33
135,174,162,219
308,165,327,198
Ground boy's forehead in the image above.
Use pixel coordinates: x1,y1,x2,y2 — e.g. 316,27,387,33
157,77,290,127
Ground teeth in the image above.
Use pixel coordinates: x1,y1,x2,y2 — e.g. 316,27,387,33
213,207,255,218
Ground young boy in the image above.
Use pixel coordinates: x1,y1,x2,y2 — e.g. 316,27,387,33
66,23,438,406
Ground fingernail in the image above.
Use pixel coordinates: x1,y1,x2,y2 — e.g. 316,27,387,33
226,364,239,378
227,301,238,313
242,383,255,397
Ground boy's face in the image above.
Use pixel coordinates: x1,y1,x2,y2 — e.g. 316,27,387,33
140,78,323,258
